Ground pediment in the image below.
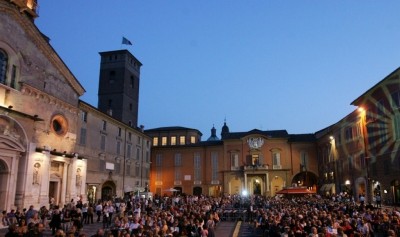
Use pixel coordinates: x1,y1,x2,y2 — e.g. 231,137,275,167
0,135,26,152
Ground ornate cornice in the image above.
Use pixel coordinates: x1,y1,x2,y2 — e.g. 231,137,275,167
21,83,79,115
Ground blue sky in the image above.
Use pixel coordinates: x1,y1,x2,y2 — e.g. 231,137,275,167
35,1,400,138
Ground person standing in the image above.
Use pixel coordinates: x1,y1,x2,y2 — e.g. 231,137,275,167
87,204,94,224
95,203,103,223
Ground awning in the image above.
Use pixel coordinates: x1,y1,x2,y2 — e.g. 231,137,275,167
276,187,315,195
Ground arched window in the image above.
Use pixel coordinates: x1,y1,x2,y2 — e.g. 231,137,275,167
0,49,8,84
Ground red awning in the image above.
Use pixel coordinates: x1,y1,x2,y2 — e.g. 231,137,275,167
276,187,316,195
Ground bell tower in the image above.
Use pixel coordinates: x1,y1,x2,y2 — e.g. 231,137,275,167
98,50,142,127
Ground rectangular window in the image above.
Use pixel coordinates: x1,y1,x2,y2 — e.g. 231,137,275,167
137,136,141,144
100,135,106,151
156,154,162,167
394,114,400,140
377,100,385,116
348,156,353,171
345,126,353,141
392,91,400,108
190,136,196,144
146,151,150,163
135,165,140,177
127,145,131,158
153,137,159,146
174,153,182,166
273,152,281,166
231,153,239,169
300,151,308,170
102,120,107,131
82,111,88,123
10,65,16,89
171,136,176,145
128,132,132,141
211,152,218,181
136,148,140,160
116,141,121,155
194,152,201,181
156,167,162,181
161,137,167,146
126,164,131,176
118,127,122,137
174,168,181,181
179,136,185,145
79,128,87,146
252,154,259,166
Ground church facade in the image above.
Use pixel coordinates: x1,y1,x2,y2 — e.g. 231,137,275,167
0,0,150,211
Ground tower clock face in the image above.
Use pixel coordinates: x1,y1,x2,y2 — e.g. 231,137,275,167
50,114,68,136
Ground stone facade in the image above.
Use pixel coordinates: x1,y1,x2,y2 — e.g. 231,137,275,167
0,0,150,212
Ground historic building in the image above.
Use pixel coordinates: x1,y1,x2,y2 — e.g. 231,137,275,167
317,67,400,205
145,124,318,197
0,0,150,211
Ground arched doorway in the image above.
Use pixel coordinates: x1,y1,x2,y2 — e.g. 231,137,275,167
292,171,318,190
174,187,182,195
193,186,202,196
391,179,400,205
101,181,116,201
249,176,263,195
0,159,9,211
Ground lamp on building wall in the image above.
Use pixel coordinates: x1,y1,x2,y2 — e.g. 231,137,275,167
358,107,371,202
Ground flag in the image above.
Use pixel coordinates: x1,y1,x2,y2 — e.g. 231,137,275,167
122,37,132,45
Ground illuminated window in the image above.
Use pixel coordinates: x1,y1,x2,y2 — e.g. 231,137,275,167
171,136,176,145
252,154,259,166
190,136,196,144
153,137,159,146
179,136,185,145
161,137,167,146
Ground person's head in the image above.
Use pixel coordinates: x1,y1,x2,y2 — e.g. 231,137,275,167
55,229,66,237
388,229,396,236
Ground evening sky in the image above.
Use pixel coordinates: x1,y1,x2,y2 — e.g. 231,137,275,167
35,1,400,138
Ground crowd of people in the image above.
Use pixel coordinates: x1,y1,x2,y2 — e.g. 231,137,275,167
0,192,399,237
